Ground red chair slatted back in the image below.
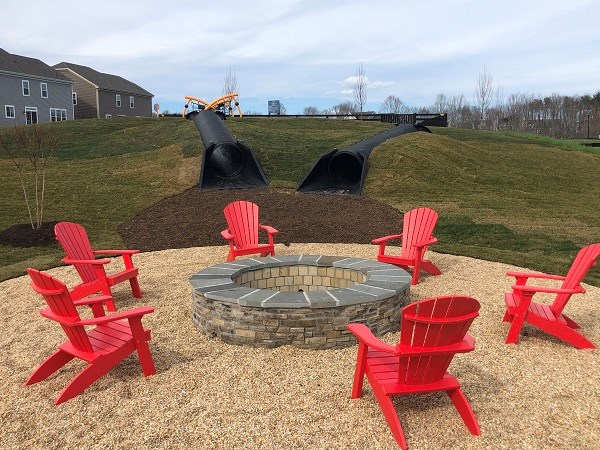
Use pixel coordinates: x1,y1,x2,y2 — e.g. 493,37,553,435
27,268,93,353
224,201,260,250
552,243,600,316
54,222,97,283
398,296,479,385
401,207,439,260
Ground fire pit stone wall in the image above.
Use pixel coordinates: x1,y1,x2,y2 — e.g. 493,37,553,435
190,255,411,349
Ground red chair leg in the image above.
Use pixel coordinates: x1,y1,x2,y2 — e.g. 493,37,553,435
534,321,596,350
351,342,368,399
562,314,582,329
502,310,513,322
54,360,115,405
129,276,142,298
505,313,526,344
371,381,408,449
25,349,74,386
128,321,156,376
411,260,420,285
420,260,442,275
447,388,481,435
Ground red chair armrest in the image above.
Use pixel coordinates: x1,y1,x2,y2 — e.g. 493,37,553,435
347,323,397,354
221,229,235,241
61,256,111,265
371,234,403,245
512,284,585,295
93,249,140,256
413,237,438,248
73,295,113,307
78,306,155,326
259,225,278,235
506,271,565,281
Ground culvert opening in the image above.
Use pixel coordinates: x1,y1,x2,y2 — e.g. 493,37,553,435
208,144,246,179
328,152,363,187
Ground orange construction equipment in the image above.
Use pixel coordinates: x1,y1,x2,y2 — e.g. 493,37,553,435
182,93,243,118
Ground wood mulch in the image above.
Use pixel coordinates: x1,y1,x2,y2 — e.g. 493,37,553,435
118,187,405,252
0,221,59,247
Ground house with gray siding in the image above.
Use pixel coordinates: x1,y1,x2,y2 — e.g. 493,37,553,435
0,48,73,127
53,62,153,119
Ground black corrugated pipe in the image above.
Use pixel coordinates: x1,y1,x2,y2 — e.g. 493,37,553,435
187,110,269,189
297,123,430,195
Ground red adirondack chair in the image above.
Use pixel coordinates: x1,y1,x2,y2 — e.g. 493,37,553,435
503,243,600,349
25,268,156,405
372,207,442,285
55,222,142,312
347,295,481,449
221,200,279,261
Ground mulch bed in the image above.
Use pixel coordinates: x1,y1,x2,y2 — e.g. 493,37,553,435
118,188,405,252
0,221,59,247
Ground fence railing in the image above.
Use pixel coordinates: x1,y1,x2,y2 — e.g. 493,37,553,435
166,111,448,126
242,112,448,126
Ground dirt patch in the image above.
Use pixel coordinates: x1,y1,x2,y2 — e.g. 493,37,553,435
0,221,59,247
118,187,405,251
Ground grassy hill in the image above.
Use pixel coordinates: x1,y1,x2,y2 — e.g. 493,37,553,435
1,117,598,285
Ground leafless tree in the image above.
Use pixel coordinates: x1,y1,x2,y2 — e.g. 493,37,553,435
353,62,367,115
0,124,58,229
303,106,321,115
422,84,600,137
222,65,238,96
475,66,493,128
433,94,447,113
331,101,355,116
380,95,406,113
446,95,468,127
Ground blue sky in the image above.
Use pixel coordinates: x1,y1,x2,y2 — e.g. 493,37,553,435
2,0,599,114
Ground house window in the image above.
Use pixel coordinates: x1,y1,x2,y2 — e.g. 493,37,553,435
50,108,67,122
72,92,77,105
41,83,48,98
116,94,121,107
129,96,134,108
5,105,16,119
22,80,30,96
25,107,38,124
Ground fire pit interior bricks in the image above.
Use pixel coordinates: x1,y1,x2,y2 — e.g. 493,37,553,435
190,255,411,349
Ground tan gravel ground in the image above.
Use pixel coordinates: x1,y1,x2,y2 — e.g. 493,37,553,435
1,243,598,450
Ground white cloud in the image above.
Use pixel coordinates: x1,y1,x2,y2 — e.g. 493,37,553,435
1,0,599,113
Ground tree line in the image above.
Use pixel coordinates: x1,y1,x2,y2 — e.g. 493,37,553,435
304,91,600,140
301,66,600,139
221,65,599,139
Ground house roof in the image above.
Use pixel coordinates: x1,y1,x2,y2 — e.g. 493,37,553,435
53,62,153,97
0,48,71,82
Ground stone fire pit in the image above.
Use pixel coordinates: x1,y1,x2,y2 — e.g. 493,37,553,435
190,255,411,349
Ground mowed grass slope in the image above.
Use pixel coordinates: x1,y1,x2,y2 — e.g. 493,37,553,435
365,127,600,284
0,117,389,281
0,117,598,285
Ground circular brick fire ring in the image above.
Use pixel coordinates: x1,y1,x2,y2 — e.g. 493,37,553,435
190,255,411,349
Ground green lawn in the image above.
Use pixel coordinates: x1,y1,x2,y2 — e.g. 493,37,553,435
1,117,598,285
